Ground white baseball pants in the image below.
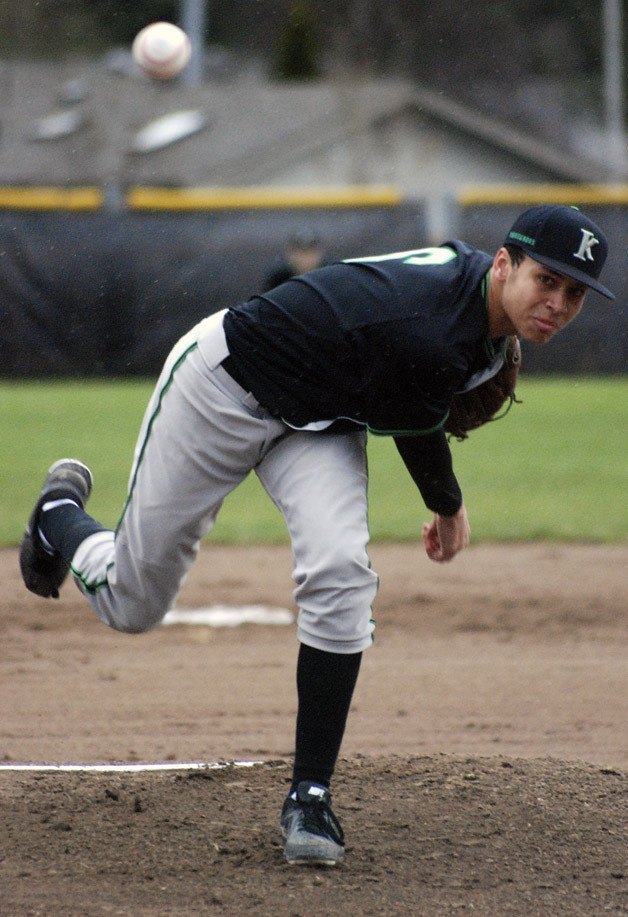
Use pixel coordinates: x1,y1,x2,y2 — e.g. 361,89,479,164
71,311,378,653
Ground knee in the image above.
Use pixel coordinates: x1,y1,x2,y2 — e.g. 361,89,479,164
83,584,170,634
294,546,379,612
110,595,170,634
294,552,378,652
110,611,161,635
76,542,176,634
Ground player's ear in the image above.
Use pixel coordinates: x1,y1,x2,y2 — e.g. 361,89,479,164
492,247,512,283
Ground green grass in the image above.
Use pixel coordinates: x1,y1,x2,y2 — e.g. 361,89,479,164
369,377,628,543
1,377,626,546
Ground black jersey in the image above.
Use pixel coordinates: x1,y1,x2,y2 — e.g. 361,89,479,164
224,241,499,435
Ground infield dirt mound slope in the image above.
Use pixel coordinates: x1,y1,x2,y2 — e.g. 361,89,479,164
1,542,627,914
1,755,626,916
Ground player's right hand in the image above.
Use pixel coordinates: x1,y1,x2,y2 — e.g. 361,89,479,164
422,503,470,563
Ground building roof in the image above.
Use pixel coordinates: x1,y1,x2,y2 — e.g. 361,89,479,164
0,58,625,189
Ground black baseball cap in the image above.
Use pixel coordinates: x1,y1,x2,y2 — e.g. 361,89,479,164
504,205,615,300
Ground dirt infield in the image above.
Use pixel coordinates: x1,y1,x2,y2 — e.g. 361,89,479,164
1,542,627,915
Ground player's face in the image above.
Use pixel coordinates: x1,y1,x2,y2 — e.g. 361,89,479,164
499,253,587,343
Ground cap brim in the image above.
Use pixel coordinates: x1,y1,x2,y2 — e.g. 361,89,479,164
526,251,616,300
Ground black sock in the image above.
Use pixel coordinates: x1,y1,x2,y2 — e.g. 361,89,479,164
40,502,108,565
291,643,362,793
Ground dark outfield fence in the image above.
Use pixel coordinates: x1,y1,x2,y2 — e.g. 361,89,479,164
0,188,426,377
0,185,625,377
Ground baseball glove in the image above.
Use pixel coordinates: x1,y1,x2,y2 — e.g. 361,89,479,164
445,335,522,441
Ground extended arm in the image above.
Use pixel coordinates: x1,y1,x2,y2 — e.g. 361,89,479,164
394,429,470,563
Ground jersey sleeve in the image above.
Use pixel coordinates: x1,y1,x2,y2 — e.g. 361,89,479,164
393,430,463,516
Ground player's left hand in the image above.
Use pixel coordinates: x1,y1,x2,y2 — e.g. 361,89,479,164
422,503,470,563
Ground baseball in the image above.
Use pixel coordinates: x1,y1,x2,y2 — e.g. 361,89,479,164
132,22,191,80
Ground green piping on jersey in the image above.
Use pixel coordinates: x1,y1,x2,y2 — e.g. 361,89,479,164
115,342,199,535
480,269,504,361
481,270,490,306
367,415,447,437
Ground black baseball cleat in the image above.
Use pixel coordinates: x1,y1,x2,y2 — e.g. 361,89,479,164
19,459,93,600
280,781,345,866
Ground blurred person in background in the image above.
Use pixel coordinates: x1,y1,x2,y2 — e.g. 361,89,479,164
263,232,327,291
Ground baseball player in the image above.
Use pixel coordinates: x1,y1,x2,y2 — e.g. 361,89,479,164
20,204,614,867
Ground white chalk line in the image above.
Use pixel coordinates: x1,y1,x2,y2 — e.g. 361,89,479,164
0,760,262,773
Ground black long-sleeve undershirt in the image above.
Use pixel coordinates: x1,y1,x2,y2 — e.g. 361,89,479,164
393,429,462,517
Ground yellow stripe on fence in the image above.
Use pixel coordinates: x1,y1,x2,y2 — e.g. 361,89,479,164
1,183,623,211
0,186,104,210
459,184,628,206
125,185,403,211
